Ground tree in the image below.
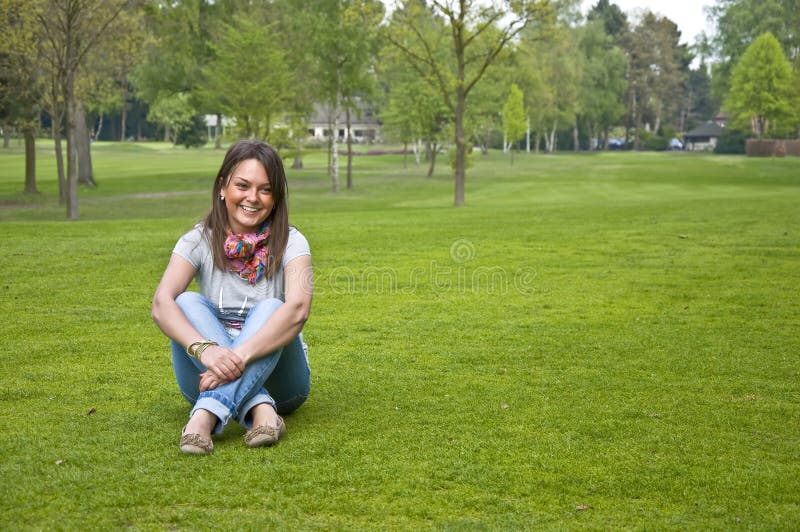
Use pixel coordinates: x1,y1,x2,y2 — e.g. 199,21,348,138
386,0,551,206
725,32,797,138
202,15,291,141
502,83,525,162
132,0,213,143
578,20,627,149
0,0,43,194
587,0,627,41
709,0,800,100
302,0,384,192
147,92,195,144
37,0,133,220
621,11,687,148
379,19,452,174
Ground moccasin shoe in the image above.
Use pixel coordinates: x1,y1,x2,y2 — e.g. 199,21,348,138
180,427,214,455
244,416,286,448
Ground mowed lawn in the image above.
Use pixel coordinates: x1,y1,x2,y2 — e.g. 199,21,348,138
0,142,798,529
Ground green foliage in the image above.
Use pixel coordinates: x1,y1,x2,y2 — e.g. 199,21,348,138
1,145,799,528
578,20,627,141
725,32,797,138
502,83,526,152
147,93,195,144
709,0,800,99
201,15,290,141
714,128,749,154
174,113,207,148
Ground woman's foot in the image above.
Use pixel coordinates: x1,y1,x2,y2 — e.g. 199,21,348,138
245,403,286,448
180,409,217,455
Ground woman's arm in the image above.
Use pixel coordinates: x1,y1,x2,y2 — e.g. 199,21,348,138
152,254,244,381
233,254,313,365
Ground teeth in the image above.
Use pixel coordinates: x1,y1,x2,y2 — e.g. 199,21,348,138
241,206,259,213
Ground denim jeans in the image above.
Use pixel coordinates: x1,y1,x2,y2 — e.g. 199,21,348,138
171,292,310,434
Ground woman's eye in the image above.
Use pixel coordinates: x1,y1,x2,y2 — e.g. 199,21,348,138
261,189,272,195
236,184,247,190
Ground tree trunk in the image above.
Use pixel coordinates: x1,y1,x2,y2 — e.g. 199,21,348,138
346,104,353,190
120,80,128,142
23,128,38,194
526,118,530,153
66,84,79,220
292,155,303,169
2,126,10,148
454,85,466,206
403,141,408,168
95,113,103,140
573,119,579,152
76,102,96,187
331,99,340,193
427,142,437,177
53,124,66,204
215,113,223,149
653,101,662,136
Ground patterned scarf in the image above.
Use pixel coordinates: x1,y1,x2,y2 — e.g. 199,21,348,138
224,224,270,284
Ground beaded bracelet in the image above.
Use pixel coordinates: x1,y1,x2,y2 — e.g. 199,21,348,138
186,340,219,360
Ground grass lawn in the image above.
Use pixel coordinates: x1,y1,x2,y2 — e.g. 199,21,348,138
1,141,798,529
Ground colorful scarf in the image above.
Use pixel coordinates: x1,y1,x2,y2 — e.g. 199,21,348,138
224,225,270,284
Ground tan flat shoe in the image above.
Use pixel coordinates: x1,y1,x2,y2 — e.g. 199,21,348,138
180,426,213,455
244,416,286,448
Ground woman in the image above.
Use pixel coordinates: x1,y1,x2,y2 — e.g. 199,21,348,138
152,140,312,455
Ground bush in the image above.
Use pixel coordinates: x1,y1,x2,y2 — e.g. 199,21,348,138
714,129,748,154
175,114,207,148
642,134,669,151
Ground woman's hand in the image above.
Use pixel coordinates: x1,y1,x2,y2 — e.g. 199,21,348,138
199,371,221,392
199,345,244,383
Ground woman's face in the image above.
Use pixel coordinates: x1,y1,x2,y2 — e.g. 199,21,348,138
221,158,275,234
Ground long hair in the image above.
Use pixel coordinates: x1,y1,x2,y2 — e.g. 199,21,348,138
203,140,289,279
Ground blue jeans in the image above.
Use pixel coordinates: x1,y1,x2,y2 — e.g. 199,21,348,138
171,292,310,434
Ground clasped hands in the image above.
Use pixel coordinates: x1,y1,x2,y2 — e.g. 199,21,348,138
198,345,245,392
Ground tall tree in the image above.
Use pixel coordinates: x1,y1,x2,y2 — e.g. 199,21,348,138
578,20,627,149
302,0,384,192
709,0,800,100
0,0,43,194
386,0,552,206
201,14,291,141
37,0,133,220
725,32,797,138
621,11,686,148
132,0,212,144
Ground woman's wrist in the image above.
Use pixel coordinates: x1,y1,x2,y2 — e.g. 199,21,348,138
186,340,218,360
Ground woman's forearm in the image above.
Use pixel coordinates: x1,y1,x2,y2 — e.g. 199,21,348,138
151,295,205,351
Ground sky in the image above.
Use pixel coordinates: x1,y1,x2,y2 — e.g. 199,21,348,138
580,0,716,45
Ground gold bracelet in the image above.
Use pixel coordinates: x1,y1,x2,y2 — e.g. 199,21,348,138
186,340,218,359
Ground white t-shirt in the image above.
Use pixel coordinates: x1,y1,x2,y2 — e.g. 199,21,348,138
173,224,310,317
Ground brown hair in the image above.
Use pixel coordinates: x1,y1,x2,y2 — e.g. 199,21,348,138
203,140,289,279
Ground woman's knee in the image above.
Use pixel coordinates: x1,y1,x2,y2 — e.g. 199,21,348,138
243,298,284,324
175,291,207,310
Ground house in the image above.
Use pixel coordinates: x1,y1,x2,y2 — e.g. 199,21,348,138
307,101,381,143
684,121,725,152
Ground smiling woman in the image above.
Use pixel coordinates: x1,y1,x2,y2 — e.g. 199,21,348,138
150,139,313,455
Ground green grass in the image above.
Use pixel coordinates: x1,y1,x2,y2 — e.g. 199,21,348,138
1,142,799,529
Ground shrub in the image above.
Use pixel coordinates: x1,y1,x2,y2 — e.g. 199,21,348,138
714,129,748,154
642,134,669,151
175,114,207,148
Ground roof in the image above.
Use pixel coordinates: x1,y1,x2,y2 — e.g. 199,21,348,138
684,121,725,138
